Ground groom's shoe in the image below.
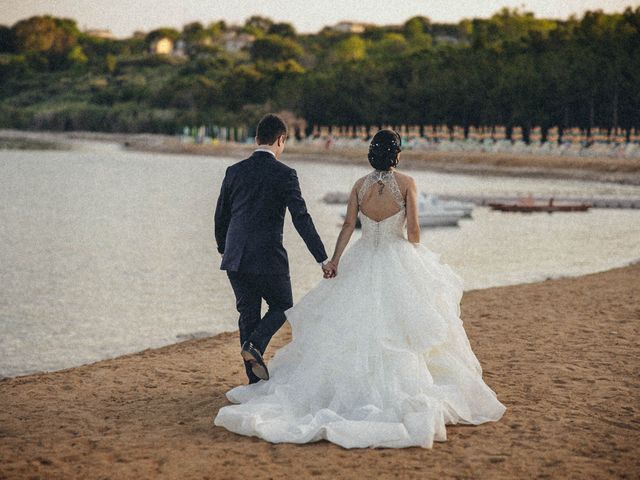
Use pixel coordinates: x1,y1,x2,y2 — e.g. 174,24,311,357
241,341,269,381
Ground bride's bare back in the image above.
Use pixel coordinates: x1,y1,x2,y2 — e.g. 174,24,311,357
357,170,404,222
355,169,420,236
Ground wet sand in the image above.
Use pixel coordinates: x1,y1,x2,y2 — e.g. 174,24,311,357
2,128,640,185
1,261,639,479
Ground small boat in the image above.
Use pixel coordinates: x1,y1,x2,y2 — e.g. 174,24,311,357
416,193,468,226
489,196,591,213
420,193,475,218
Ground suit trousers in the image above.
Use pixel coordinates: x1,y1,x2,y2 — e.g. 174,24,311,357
226,271,294,384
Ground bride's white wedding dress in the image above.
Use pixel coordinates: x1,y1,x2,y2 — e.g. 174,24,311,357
214,169,506,448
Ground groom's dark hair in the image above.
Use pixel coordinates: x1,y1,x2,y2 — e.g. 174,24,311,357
256,113,288,145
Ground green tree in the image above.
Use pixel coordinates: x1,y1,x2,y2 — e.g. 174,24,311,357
12,15,79,53
145,27,180,44
333,35,366,62
0,25,17,53
268,22,297,38
250,34,303,61
367,33,408,61
105,53,117,74
404,16,431,39
67,45,87,65
182,21,212,45
243,16,273,36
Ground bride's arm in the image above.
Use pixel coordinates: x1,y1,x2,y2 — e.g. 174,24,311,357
405,178,420,244
329,184,359,266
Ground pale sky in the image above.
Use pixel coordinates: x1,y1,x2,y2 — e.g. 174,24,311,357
1,1,637,38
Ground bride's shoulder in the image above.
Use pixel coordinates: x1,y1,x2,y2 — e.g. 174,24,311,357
352,174,369,190
348,175,370,202
391,170,416,189
392,169,412,181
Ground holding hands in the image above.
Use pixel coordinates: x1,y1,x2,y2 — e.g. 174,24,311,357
322,260,338,279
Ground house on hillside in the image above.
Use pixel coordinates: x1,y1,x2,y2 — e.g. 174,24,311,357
149,36,174,55
221,31,255,53
84,28,116,39
173,39,187,57
331,22,367,33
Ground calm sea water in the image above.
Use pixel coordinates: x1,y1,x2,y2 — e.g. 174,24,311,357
1,140,640,378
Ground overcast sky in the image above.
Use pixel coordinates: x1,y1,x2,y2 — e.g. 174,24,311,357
1,1,637,37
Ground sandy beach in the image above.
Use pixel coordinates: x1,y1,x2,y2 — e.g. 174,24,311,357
128,136,640,186
1,261,638,479
2,128,640,185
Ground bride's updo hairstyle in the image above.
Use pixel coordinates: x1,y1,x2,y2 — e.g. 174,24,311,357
368,129,402,171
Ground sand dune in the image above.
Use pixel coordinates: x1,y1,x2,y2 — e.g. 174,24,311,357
1,262,639,479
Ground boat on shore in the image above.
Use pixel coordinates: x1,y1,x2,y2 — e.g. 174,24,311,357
489,195,591,213
420,193,475,218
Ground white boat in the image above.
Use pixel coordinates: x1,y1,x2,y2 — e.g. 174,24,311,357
420,193,475,217
416,195,466,226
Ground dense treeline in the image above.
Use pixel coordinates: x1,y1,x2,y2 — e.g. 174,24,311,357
0,7,638,136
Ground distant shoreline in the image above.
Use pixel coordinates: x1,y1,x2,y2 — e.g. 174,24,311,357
0,136,71,151
2,128,640,185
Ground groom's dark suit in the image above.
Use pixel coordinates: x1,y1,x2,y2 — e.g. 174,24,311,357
214,149,328,383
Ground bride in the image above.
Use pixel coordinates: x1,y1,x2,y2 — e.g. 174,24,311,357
213,129,507,449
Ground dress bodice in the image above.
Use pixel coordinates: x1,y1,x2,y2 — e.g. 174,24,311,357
357,169,407,246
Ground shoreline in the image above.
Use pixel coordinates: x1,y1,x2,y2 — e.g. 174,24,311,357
1,261,638,478
4,255,640,381
2,128,640,185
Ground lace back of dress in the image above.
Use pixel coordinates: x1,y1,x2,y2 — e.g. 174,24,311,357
357,170,405,221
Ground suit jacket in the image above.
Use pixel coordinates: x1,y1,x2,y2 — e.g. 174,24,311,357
214,150,328,274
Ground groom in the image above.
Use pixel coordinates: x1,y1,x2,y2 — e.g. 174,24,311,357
214,113,336,384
